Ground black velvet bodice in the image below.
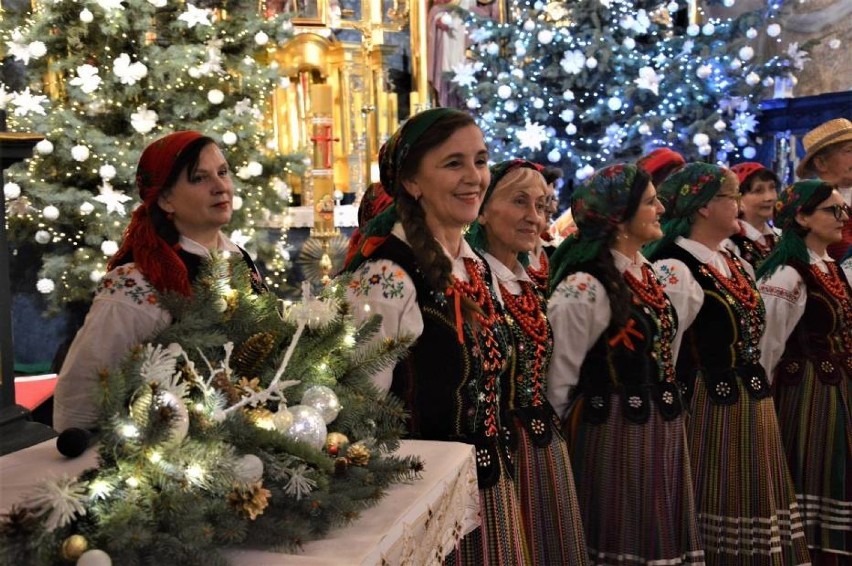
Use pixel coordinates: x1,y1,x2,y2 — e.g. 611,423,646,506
775,259,852,385
574,263,683,424
657,243,771,405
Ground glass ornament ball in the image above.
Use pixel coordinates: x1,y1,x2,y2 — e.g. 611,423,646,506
743,147,757,159
35,139,54,155
42,205,60,221
79,8,93,22
234,454,264,483
4,182,21,200
284,405,327,450
272,407,293,432
35,230,51,244
497,85,512,100
302,385,341,424
76,549,112,566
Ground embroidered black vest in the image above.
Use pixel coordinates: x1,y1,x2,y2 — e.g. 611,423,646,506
729,231,775,268
572,263,683,425
370,236,513,487
657,243,770,405
775,259,852,385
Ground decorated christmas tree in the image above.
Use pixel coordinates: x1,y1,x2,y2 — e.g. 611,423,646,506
0,0,304,310
0,254,417,565
452,0,825,181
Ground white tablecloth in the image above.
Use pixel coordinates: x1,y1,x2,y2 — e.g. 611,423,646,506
0,439,480,565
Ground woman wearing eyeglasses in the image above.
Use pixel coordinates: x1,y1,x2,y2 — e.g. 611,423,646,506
757,180,852,563
646,163,810,564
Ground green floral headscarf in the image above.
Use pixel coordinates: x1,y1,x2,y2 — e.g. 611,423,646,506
644,162,729,260
344,107,469,271
549,163,648,290
466,159,544,261
757,180,833,279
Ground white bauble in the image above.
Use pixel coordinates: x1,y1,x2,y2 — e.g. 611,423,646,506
301,385,341,424
607,97,622,111
35,230,51,244
71,145,90,162
497,84,512,100
713,119,726,132
738,46,754,61
222,131,237,145
586,57,598,69
504,100,518,113
746,27,758,39
696,64,712,79
729,59,742,71
745,72,760,86
234,454,264,483
284,405,327,449
686,24,699,37
42,205,60,220
208,89,225,104
623,37,635,50
767,23,781,37
35,139,54,155
743,147,757,159
701,23,715,36
762,77,775,87
533,98,545,109
692,133,710,147
537,30,553,44
76,549,112,566
4,182,21,200
100,240,118,256
662,119,674,131
547,149,561,163
90,270,104,283
246,161,263,177
698,144,712,156
486,42,499,55
99,164,116,180
80,8,94,22
523,19,535,31
232,195,243,210
36,278,55,294
80,202,95,215
254,31,269,46
565,123,577,135
638,123,651,135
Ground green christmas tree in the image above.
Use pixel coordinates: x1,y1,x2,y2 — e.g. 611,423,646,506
0,255,417,565
1,0,305,310
452,0,820,182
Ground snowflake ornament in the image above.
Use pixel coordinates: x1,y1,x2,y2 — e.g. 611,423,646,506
517,121,548,151
178,3,213,28
28,475,88,531
634,66,661,95
93,182,133,216
451,61,483,88
69,64,102,94
786,42,810,71
10,88,48,116
113,54,148,85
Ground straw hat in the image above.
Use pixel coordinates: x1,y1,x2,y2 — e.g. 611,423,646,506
796,118,852,178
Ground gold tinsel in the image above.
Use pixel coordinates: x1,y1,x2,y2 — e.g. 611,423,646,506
232,332,277,377
227,481,271,520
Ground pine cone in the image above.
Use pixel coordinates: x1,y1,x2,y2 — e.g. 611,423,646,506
346,443,370,466
227,482,271,521
0,505,41,539
233,333,277,377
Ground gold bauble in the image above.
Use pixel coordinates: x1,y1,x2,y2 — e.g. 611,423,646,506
326,432,349,451
61,534,89,561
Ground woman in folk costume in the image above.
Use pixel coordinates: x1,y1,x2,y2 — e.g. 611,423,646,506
466,159,588,565
757,180,852,563
54,131,266,432
342,108,531,564
546,163,703,565
726,162,781,270
646,163,810,565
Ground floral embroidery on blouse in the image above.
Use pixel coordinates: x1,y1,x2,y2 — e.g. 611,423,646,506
348,262,406,299
654,262,680,287
98,266,158,306
759,282,802,303
555,273,599,301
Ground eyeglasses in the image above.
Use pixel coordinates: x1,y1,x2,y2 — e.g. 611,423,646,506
816,204,852,221
713,192,742,202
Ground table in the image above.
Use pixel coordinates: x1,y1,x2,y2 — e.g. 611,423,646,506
0,439,480,565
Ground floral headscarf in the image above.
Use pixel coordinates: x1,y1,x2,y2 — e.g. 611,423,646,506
644,162,729,260
549,163,648,290
466,159,544,257
344,107,471,271
757,180,832,279
108,130,207,296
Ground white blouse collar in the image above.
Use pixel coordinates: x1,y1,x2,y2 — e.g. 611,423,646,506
179,232,239,257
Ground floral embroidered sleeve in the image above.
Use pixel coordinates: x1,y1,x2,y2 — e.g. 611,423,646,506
843,256,852,285
343,259,423,394
652,258,703,364
758,266,806,379
546,272,611,421
53,265,171,432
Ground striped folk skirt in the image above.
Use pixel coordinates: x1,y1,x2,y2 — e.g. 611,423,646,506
774,363,852,557
450,453,532,565
688,376,811,565
567,395,705,565
512,411,589,565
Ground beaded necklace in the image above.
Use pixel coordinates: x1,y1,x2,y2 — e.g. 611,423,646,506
624,264,677,383
451,257,507,438
499,280,550,407
810,262,852,352
526,251,549,293
701,253,760,310
698,252,765,365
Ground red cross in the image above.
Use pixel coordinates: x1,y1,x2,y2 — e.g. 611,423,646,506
310,124,339,169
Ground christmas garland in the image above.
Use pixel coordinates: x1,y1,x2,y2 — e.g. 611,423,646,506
1,254,419,565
